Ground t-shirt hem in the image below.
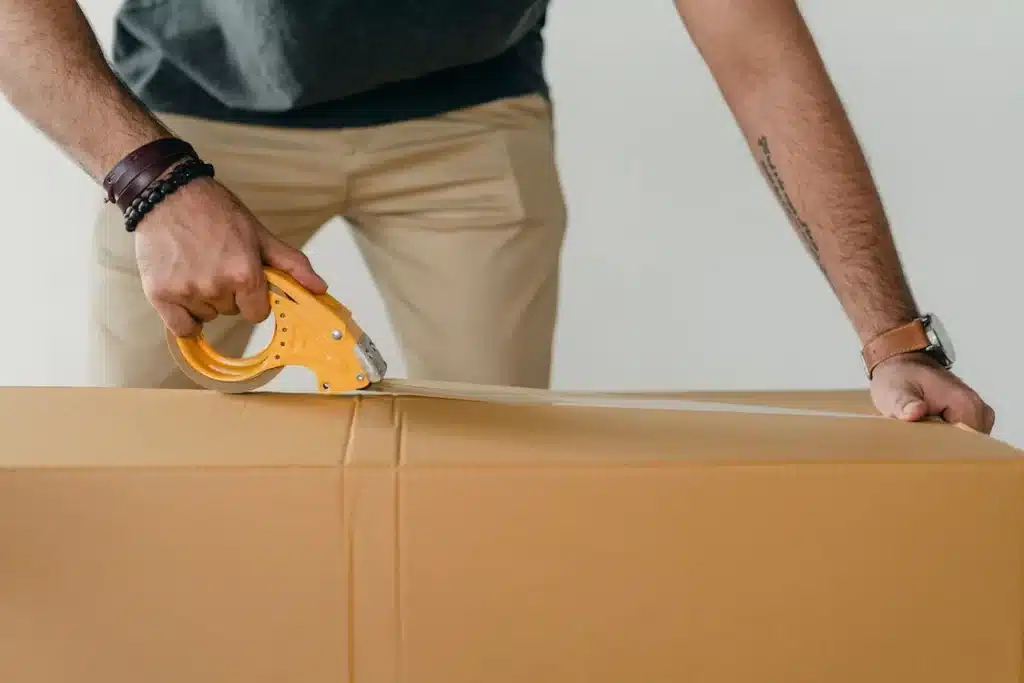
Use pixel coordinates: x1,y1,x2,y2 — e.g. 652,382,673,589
144,81,550,130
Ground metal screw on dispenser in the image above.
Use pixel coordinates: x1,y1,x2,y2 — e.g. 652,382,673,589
331,329,343,340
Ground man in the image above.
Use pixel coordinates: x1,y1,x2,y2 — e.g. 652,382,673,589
0,0,995,432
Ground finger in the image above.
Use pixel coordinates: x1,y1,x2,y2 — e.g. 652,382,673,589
942,394,994,434
194,281,241,317
234,267,273,325
983,404,996,433
261,234,328,294
183,299,219,324
155,301,200,338
210,293,241,317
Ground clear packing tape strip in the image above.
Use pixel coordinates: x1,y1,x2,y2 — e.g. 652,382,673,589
311,377,973,429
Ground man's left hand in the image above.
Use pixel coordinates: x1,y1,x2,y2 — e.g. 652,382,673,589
869,353,995,434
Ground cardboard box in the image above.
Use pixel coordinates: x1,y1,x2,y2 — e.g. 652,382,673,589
1,384,1021,682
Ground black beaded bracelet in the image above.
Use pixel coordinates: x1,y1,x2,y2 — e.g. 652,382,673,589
123,157,216,233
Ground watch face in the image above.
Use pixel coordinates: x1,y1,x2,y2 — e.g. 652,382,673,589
925,314,955,366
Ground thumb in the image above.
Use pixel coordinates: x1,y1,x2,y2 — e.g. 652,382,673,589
890,390,929,422
261,234,328,294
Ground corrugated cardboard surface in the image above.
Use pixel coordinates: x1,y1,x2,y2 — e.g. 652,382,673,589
1,385,1021,682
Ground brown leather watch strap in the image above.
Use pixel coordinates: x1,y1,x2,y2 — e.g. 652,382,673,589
102,137,196,205
861,319,930,378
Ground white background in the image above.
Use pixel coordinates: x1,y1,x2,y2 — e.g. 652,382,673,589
1,1,1020,443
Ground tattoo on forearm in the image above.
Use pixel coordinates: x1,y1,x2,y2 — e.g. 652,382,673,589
737,47,923,339
756,136,821,263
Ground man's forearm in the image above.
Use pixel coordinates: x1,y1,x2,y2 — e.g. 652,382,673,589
0,0,171,183
677,0,920,344
741,67,921,344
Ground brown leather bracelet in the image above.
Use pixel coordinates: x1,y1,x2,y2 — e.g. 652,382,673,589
114,154,191,213
110,150,191,210
102,137,196,204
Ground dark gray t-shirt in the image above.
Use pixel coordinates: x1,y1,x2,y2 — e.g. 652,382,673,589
109,0,551,128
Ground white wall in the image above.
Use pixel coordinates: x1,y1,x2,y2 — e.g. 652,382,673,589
1,1,1021,443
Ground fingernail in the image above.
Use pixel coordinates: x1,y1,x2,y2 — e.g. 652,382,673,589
901,401,922,418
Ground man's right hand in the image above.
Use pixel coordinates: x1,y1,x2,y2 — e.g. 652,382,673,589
0,1,329,339
134,176,328,337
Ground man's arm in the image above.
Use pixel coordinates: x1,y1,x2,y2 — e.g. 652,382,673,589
673,0,919,344
0,0,327,337
0,0,171,182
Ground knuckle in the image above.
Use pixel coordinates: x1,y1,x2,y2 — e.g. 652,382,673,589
224,264,261,291
195,278,221,300
155,281,192,301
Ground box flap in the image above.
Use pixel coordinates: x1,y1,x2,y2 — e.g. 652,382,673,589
0,387,352,468
346,393,1020,467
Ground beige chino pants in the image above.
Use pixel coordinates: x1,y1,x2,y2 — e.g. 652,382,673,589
88,94,567,390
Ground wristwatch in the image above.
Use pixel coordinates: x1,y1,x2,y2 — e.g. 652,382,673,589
861,313,956,378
